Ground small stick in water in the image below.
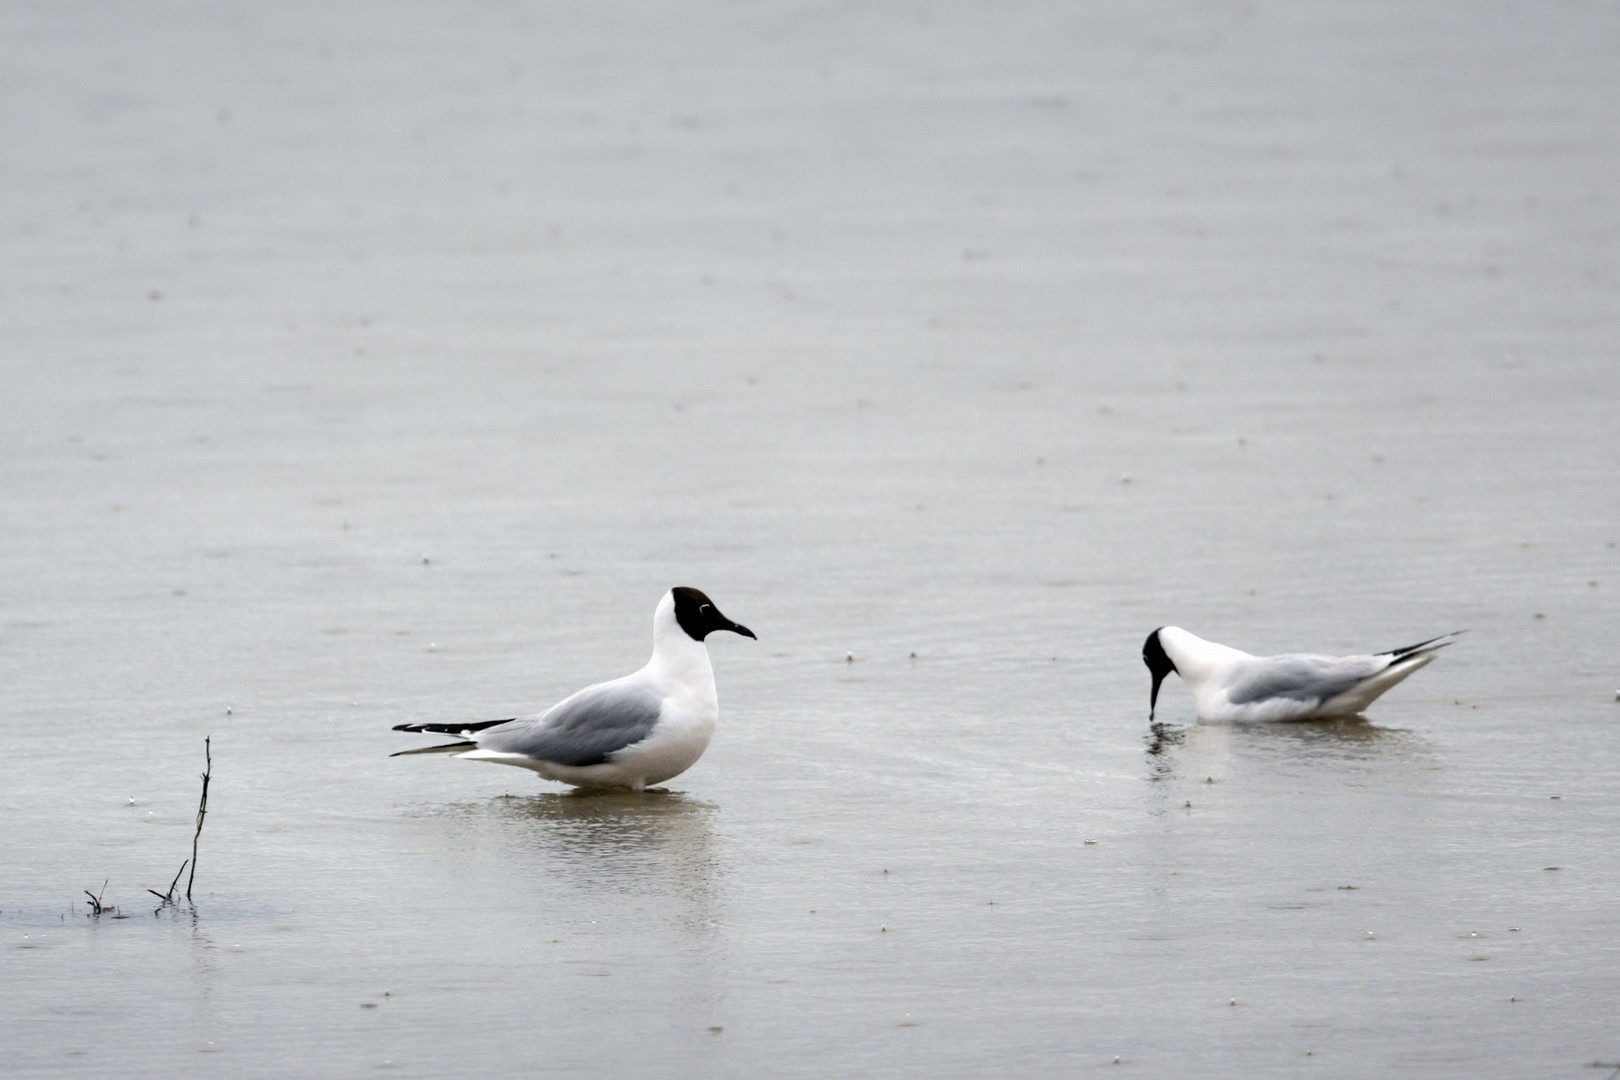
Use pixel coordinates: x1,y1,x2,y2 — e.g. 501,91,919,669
185,737,211,903
148,860,188,905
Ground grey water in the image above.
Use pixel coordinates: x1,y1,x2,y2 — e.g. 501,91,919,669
3,0,1618,1076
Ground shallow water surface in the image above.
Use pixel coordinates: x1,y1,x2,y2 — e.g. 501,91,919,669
3,0,1619,1076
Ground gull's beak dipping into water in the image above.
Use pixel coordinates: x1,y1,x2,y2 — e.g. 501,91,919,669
1143,627,1177,721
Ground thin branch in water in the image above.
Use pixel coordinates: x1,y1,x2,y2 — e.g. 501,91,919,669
147,860,188,905
185,737,211,903
84,879,108,915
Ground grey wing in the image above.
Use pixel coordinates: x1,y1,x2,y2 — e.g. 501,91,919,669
1224,654,1384,705
475,680,665,767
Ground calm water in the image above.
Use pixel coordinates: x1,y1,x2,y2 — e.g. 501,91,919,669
3,1,1618,1076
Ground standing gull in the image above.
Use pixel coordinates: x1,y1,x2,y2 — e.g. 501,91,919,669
394,587,755,789
1142,626,1462,722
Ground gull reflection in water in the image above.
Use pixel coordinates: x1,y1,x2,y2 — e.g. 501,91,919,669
1145,714,1437,784
449,789,724,937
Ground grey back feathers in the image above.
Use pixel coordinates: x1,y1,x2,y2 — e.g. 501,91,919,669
1224,655,1382,706
475,681,665,767
1225,631,1465,706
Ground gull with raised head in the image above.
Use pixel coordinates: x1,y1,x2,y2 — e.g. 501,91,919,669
1142,626,1462,722
394,587,755,789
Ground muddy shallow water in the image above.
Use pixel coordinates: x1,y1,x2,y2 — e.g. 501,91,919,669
3,1,1618,1076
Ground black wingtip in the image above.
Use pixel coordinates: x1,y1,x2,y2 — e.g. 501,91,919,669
393,718,514,735
1384,630,1468,660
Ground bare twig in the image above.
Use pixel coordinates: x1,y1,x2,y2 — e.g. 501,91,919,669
185,737,211,903
84,879,108,915
147,860,188,905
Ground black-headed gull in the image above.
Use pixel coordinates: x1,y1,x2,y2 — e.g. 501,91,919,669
1142,626,1462,722
394,587,755,789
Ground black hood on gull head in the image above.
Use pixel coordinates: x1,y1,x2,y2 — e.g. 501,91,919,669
672,587,756,642
1143,627,1177,720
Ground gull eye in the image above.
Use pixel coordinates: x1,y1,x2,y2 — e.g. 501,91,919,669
699,604,712,614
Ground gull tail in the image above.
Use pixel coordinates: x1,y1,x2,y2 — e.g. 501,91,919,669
391,717,513,758
1323,631,1465,714
1381,630,1467,663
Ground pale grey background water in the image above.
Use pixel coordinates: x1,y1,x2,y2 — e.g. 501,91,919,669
2,1,1617,1076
